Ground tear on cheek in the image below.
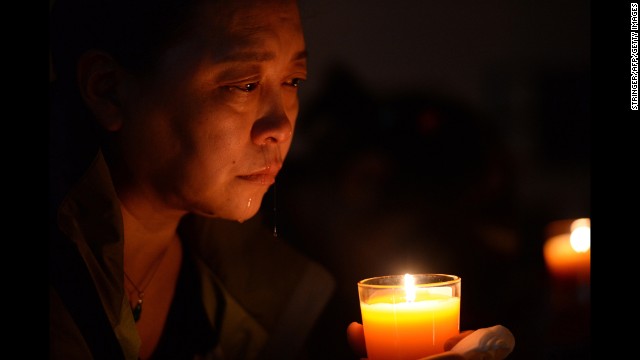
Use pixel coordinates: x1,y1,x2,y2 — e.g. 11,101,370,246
236,197,253,223
261,140,283,171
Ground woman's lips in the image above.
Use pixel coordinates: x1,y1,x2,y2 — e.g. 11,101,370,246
238,164,281,185
238,173,276,185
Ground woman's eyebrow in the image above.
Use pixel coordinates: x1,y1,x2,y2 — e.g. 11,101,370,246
215,49,307,64
214,64,262,82
291,50,308,62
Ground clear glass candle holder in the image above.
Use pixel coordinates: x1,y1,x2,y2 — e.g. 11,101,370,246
358,274,461,360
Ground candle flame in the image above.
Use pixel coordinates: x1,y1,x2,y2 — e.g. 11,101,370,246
404,273,416,303
570,218,590,253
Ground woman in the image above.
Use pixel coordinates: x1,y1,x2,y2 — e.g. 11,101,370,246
49,0,513,358
49,0,334,359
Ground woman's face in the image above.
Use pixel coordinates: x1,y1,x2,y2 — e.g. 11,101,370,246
113,0,307,222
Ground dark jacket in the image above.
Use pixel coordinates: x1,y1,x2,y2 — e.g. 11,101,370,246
49,150,335,360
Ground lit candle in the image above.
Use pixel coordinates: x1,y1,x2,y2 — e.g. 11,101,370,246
358,274,461,360
543,218,590,279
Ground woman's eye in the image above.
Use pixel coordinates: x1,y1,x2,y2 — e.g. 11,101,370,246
228,82,260,92
285,78,305,88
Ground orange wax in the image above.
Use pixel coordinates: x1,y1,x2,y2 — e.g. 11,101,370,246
360,291,460,360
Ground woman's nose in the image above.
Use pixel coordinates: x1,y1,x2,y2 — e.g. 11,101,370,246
251,93,295,145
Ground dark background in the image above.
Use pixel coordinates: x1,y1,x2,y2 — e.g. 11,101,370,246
266,0,593,359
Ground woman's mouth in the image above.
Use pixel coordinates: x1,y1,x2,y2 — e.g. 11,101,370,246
238,173,276,185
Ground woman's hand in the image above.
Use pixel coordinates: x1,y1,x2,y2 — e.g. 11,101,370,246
346,322,471,360
346,322,367,358
346,322,513,360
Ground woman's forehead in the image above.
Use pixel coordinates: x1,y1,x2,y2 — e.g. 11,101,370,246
196,0,301,29
189,0,304,60
153,0,305,78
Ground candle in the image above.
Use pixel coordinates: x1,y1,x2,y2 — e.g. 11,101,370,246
358,274,461,360
543,218,590,279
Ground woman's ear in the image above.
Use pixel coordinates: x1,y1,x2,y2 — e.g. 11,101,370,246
77,50,125,132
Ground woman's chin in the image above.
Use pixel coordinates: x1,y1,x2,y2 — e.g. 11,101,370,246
191,193,264,223
235,202,261,223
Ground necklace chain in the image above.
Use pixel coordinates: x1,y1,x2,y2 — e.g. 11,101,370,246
123,241,173,322
124,271,148,299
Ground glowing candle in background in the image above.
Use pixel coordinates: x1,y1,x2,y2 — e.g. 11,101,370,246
543,218,591,351
358,274,461,360
543,218,590,280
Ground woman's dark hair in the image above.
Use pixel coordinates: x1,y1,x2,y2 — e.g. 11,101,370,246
50,0,198,85
49,0,199,210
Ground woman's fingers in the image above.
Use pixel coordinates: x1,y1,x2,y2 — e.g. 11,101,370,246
444,330,475,351
348,324,478,360
346,322,367,358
